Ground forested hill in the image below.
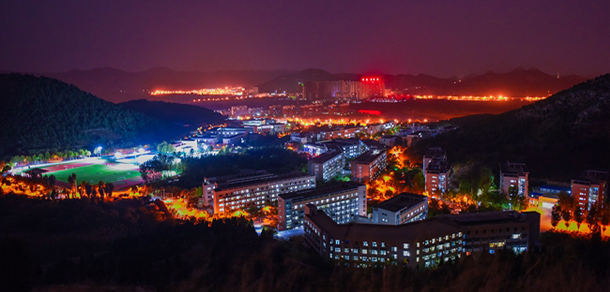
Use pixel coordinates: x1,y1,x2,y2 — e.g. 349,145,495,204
0,74,175,158
411,74,610,181
120,99,225,127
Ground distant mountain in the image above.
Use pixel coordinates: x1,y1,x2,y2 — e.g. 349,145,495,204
0,74,192,158
14,67,587,104
42,68,295,103
410,73,610,181
120,99,225,128
257,68,586,97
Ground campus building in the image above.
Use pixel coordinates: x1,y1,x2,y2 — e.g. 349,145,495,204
372,193,428,225
308,148,345,182
571,170,608,211
425,157,451,195
202,171,316,215
423,147,445,174
499,162,529,198
321,138,367,159
304,205,540,269
351,149,388,183
278,182,367,231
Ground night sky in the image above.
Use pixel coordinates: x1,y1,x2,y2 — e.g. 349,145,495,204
1,0,608,77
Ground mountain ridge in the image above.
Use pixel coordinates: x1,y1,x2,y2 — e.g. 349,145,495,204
0,67,587,103
410,73,610,181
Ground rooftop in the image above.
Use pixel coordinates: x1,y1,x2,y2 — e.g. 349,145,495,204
361,139,385,150
306,205,459,242
306,207,537,242
352,149,386,164
212,172,314,191
374,193,427,212
427,157,450,173
309,149,343,163
574,170,608,184
500,162,528,176
280,182,364,200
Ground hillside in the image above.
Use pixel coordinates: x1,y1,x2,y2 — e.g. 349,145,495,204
410,74,610,181
120,99,225,128
0,74,177,158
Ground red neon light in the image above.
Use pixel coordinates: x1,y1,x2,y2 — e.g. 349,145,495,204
358,110,382,115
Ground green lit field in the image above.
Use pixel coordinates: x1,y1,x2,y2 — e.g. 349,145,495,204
26,159,144,189
53,163,139,183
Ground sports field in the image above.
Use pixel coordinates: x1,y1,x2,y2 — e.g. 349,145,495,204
24,159,144,190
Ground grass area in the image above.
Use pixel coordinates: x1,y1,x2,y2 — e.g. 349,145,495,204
46,161,141,185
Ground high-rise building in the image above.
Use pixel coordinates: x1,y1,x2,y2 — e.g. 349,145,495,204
278,182,366,230
571,170,607,211
499,162,529,198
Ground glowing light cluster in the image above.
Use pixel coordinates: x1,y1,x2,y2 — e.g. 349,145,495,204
162,198,210,221
150,87,245,96
413,95,546,102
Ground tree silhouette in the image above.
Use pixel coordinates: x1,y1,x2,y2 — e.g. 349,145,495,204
574,206,583,231
551,205,561,229
104,183,114,199
98,181,105,202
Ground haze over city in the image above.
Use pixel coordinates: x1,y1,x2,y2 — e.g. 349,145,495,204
1,0,609,77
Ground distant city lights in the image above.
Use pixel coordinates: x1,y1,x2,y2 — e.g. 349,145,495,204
150,87,245,96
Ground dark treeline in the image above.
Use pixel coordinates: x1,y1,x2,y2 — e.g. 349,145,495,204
174,148,308,188
410,74,610,181
1,195,609,292
120,99,225,128
0,74,196,159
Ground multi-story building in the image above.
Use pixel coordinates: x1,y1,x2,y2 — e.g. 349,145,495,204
571,170,608,211
379,135,399,147
425,157,451,195
499,162,529,198
203,171,316,215
321,138,367,159
308,148,345,182
304,205,540,269
351,149,388,183
372,193,428,225
423,147,445,174
316,125,365,140
278,182,367,231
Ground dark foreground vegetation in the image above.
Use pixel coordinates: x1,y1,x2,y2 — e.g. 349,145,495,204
1,195,609,292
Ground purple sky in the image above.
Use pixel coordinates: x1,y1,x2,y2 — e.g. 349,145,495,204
1,0,608,77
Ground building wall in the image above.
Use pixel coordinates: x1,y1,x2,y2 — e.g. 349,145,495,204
425,171,449,195
500,173,529,198
304,209,539,269
211,175,316,215
308,152,345,182
278,184,366,230
372,199,428,225
571,180,605,211
351,151,387,183
304,217,462,269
